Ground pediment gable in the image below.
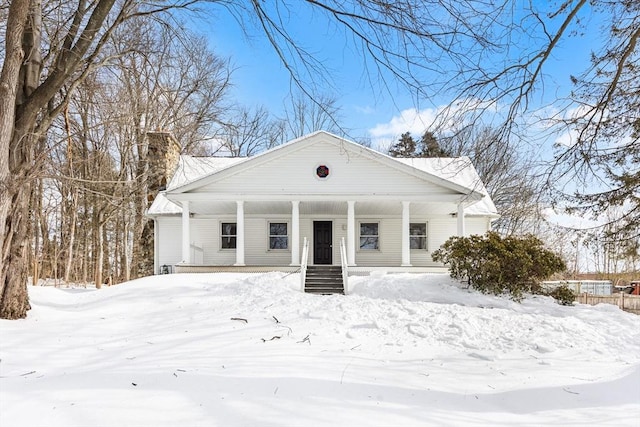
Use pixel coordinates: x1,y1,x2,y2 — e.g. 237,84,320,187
167,131,481,200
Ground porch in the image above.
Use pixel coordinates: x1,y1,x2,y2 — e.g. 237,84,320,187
171,264,449,275
155,198,476,275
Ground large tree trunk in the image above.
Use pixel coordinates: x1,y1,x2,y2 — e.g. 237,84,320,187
0,0,38,319
63,104,78,283
130,131,148,280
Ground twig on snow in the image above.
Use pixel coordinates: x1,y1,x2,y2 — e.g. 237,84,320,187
297,334,311,345
277,324,293,335
231,317,248,323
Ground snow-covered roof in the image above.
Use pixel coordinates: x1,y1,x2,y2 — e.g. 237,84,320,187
148,156,245,215
147,133,498,217
168,156,246,190
393,157,498,216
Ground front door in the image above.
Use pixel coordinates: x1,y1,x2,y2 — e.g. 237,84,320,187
313,221,332,264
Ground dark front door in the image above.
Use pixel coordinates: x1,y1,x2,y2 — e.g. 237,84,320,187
313,221,333,265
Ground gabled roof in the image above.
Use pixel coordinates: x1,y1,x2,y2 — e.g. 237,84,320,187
167,131,482,196
148,156,245,215
168,156,245,190
148,131,498,217
393,157,497,215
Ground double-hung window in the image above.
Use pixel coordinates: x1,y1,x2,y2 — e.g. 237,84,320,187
410,223,427,250
269,222,288,250
221,222,237,249
359,222,379,250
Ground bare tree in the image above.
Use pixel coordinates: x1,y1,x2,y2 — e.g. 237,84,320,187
3,0,638,318
439,125,545,235
282,92,341,139
0,0,218,318
40,16,233,284
240,0,638,241
220,106,286,157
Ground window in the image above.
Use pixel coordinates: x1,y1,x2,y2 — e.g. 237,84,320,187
269,222,288,250
410,223,427,250
221,222,236,249
359,222,379,250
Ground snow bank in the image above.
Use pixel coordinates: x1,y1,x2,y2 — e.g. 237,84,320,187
1,272,639,426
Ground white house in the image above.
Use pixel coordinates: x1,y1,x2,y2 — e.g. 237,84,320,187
147,131,498,274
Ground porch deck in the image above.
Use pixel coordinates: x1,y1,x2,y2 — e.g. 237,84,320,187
172,264,448,275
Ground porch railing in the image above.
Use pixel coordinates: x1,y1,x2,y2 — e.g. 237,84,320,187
340,237,349,294
300,237,309,292
190,243,204,265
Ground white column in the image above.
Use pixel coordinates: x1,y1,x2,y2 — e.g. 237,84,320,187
235,200,245,266
153,219,159,274
401,201,411,266
181,200,191,263
457,203,466,236
290,201,300,265
347,201,356,266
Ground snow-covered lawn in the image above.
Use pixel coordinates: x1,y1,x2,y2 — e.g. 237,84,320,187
1,272,639,426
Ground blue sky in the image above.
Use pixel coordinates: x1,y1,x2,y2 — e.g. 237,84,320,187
187,1,602,151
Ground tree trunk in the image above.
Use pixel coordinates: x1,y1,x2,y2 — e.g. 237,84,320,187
94,211,104,289
0,0,38,319
63,191,78,283
102,216,109,284
130,131,147,280
122,215,131,282
63,104,78,283
31,178,41,286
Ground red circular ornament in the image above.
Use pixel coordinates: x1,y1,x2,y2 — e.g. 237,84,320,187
316,165,330,178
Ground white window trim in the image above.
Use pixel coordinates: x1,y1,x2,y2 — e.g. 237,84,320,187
220,221,237,251
410,221,429,251
266,220,290,252
358,221,380,251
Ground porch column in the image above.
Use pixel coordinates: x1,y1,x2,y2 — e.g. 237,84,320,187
235,200,245,266
181,200,191,263
290,200,300,265
401,201,411,266
457,203,466,236
347,200,356,265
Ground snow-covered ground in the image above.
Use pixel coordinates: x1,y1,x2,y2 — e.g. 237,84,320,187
1,272,639,427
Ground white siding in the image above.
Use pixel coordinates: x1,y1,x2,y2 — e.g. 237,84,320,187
466,217,491,236
193,219,219,265
157,212,492,269
245,218,291,265
355,218,402,267
194,140,454,197
428,217,458,263
157,217,182,269
155,133,497,269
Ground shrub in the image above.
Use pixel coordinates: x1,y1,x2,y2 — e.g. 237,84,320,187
545,284,576,306
432,231,566,301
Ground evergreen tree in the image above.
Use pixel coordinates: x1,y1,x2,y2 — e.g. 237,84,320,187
418,131,449,157
388,132,417,157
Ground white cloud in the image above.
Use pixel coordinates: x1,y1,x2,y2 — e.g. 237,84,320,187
368,107,439,151
353,105,376,115
367,99,498,151
369,107,438,137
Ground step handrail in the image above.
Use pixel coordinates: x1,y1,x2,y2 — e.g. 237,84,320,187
300,237,309,292
340,237,349,294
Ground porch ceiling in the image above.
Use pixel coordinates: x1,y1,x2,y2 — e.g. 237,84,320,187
188,200,459,216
